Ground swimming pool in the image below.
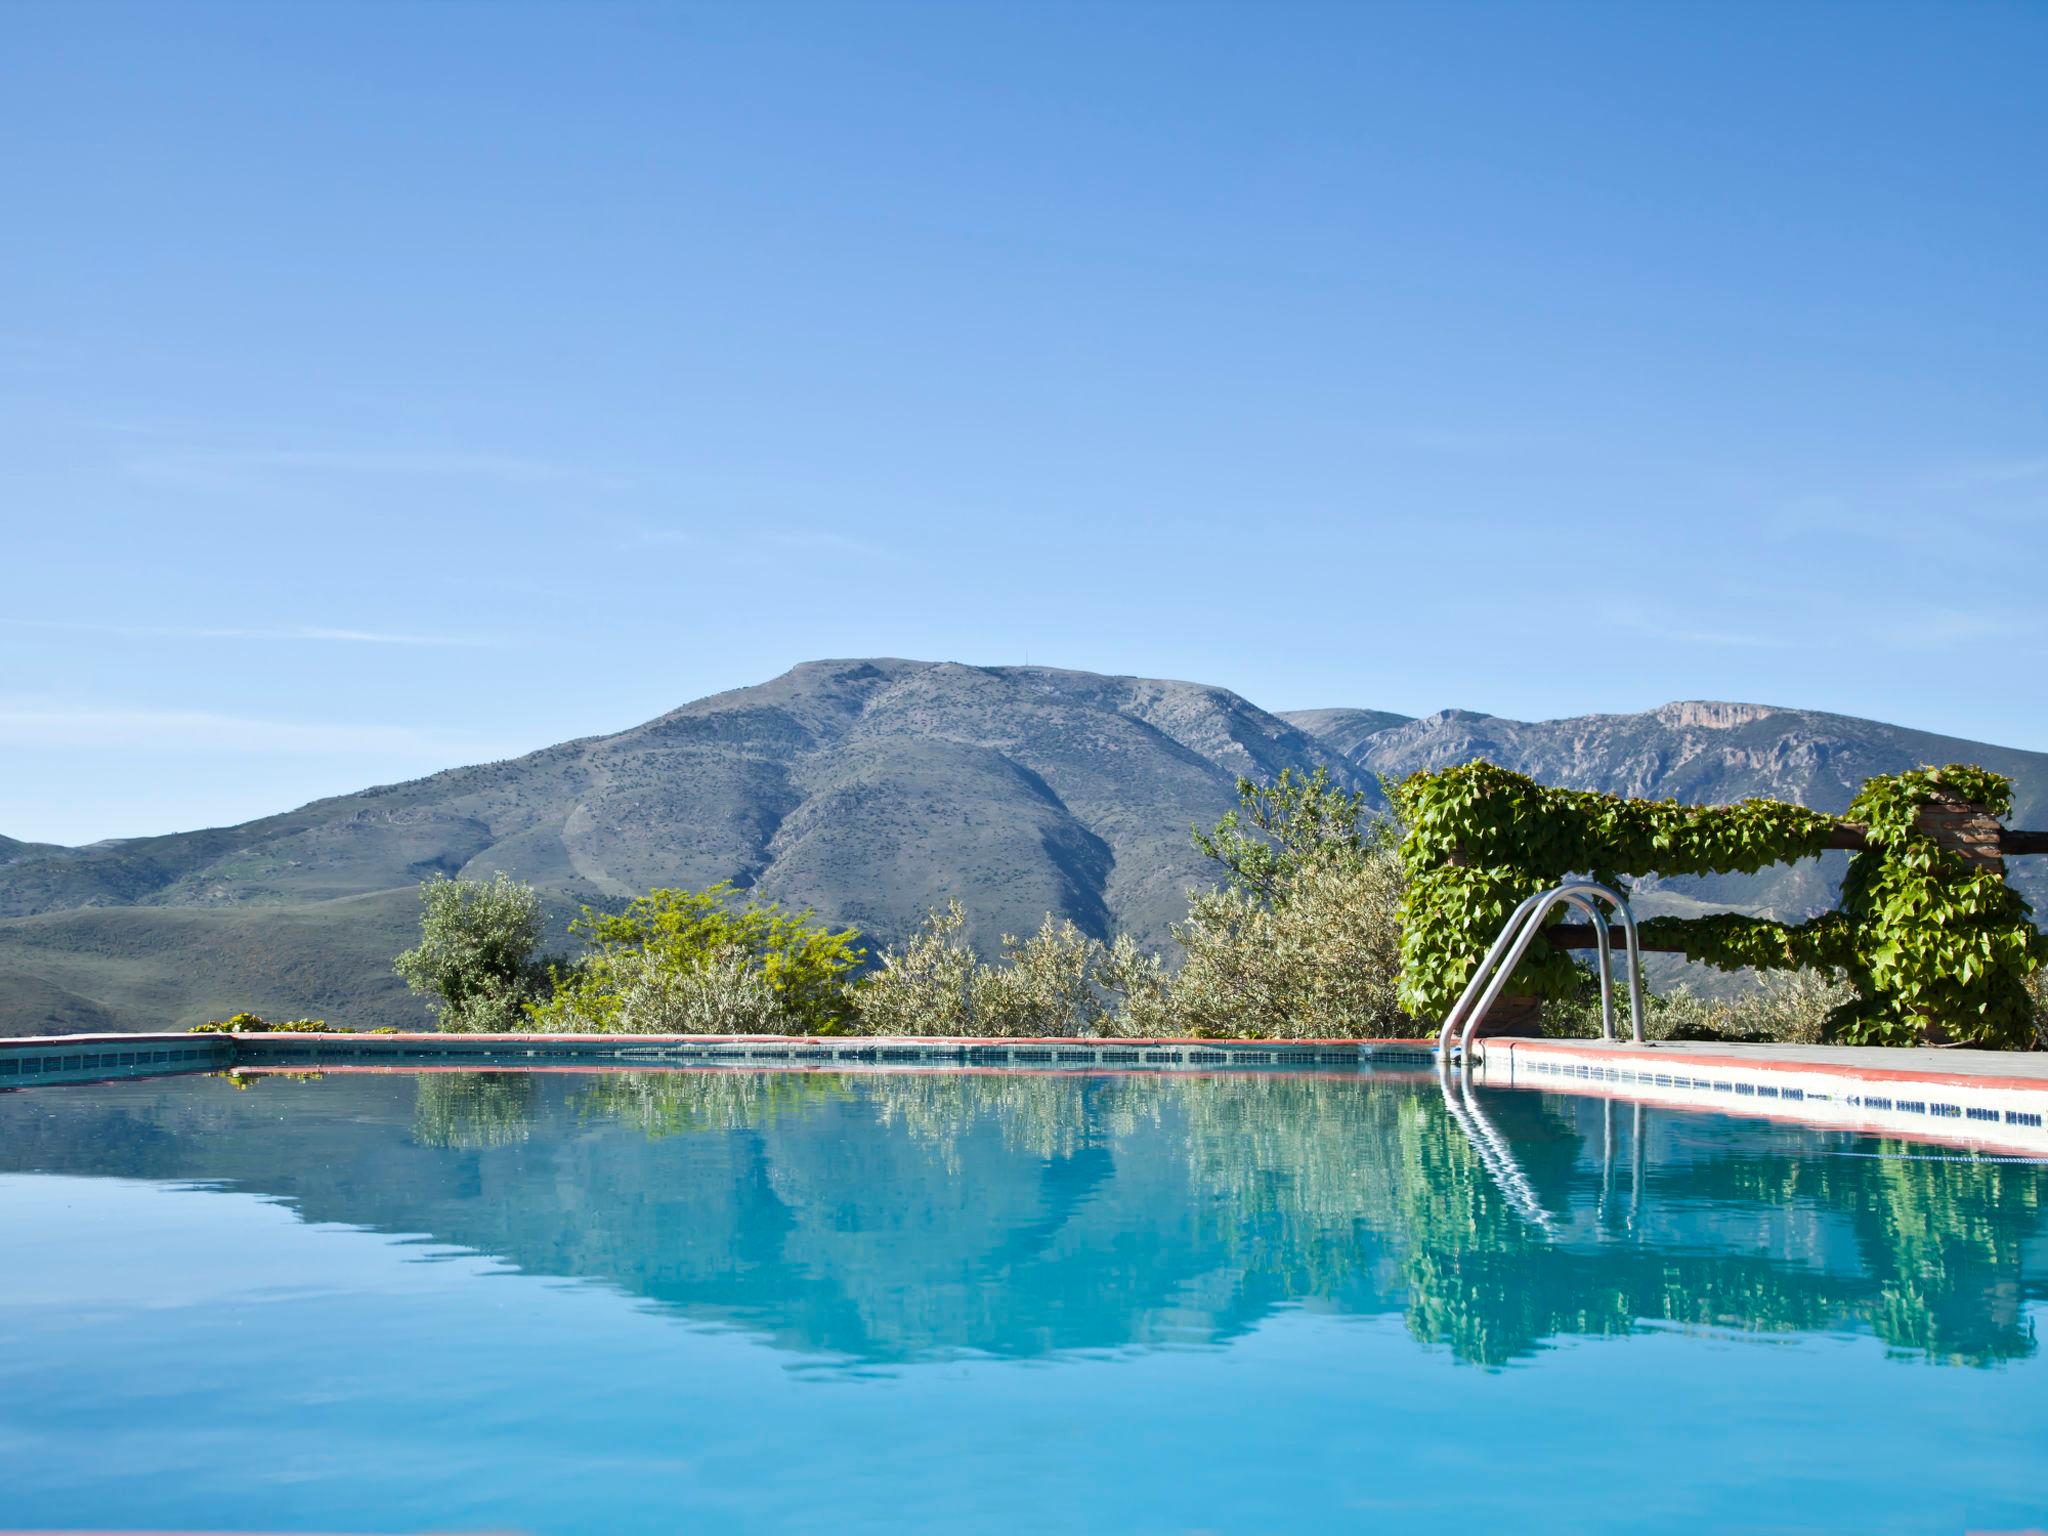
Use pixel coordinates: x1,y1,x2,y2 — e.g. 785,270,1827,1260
3,1064,2043,1533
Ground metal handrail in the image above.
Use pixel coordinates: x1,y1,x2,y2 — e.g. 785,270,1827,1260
1435,879,1647,1062
1460,881,1645,1057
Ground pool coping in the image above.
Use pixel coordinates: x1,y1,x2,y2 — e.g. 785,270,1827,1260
5,1029,2046,1154
1473,1036,2048,1156
0,1030,1436,1087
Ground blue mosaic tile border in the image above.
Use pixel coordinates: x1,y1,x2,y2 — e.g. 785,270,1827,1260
1519,1054,2046,1130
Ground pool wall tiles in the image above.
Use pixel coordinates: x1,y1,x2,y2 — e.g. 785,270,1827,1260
0,1031,1434,1085
0,1034,234,1086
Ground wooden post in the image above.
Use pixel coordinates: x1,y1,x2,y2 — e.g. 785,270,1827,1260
1915,794,2007,873
1468,994,1542,1038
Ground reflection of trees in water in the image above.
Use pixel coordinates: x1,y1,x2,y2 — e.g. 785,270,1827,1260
1788,1146,2040,1368
862,1071,1165,1168
411,1072,540,1149
571,1069,852,1139
1862,1151,2031,1365
1392,1107,2042,1369
483,1065,2043,1369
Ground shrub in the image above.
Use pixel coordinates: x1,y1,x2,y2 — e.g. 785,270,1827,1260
394,873,555,1032
851,905,1164,1038
851,792,1412,1041
597,943,793,1035
1169,845,1410,1038
1551,968,1857,1045
530,883,862,1035
1192,766,1375,905
849,901,978,1036
190,1013,337,1034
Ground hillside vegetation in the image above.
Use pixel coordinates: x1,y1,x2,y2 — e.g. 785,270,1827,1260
3,660,2044,1034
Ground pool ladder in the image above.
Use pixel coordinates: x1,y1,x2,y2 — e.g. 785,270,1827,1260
1436,879,1647,1065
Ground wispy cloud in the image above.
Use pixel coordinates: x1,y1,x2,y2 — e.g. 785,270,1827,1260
1401,426,1573,457
1875,606,2042,650
2,617,492,648
1926,456,2048,491
764,528,893,560
1637,624,1788,650
622,525,895,561
1612,608,1789,649
0,699,493,757
124,447,633,493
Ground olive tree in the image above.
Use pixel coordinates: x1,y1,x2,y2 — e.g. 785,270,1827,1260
394,872,553,1032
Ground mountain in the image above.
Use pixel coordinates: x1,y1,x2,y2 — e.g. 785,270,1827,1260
0,834,65,864
1280,698,2048,923
1270,708,1413,758
3,664,2044,1036
0,660,1362,1033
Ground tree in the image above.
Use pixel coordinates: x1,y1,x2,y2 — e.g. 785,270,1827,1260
1170,848,1409,1037
393,873,553,1032
1192,766,1375,906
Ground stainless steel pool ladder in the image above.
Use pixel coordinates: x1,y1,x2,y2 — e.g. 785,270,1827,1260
1438,1073,1556,1233
1435,879,1646,1063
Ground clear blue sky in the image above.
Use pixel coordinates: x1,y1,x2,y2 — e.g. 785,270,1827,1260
3,1,2043,844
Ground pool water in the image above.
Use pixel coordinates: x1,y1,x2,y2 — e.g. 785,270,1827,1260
2,1065,2043,1534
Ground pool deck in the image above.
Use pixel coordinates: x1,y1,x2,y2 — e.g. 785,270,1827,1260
3,1027,2045,1153
1472,1035,2048,1155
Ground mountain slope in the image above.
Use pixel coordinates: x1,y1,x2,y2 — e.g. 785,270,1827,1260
4,670,2043,1036
1275,708,1413,758
0,660,1360,1032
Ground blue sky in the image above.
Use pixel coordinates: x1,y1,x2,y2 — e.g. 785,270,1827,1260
3,1,2043,843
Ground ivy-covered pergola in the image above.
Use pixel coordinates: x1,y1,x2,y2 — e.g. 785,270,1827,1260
1393,762,2048,1048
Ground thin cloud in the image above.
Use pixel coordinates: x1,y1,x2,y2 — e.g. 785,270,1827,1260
1611,609,1788,649
1875,606,2042,650
765,528,893,560
2,617,492,648
124,447,633,493
621,525,895,560
0,699,494,757
1645,626,1787,650
1926,456,2048,491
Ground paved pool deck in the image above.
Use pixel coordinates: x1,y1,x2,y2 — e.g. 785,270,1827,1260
1472,1035,2048,1155
1474,1035,2048,1088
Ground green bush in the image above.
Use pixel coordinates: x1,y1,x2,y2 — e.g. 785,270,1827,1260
1551,968,1856,1045
1167,844,1410,1038
850,903,1160,1038
190,1013,338,1034
529,883,863,1035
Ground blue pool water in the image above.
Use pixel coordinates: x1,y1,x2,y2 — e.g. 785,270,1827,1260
2,1065,2044,1534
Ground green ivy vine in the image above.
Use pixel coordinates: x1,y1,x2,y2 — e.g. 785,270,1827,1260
1391,761,2047,1049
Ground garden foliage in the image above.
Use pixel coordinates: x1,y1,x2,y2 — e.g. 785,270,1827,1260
1394,761,2047,1048
528,883,864,1034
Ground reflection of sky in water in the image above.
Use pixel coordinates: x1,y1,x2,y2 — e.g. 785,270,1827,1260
1,1069,2044,1534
